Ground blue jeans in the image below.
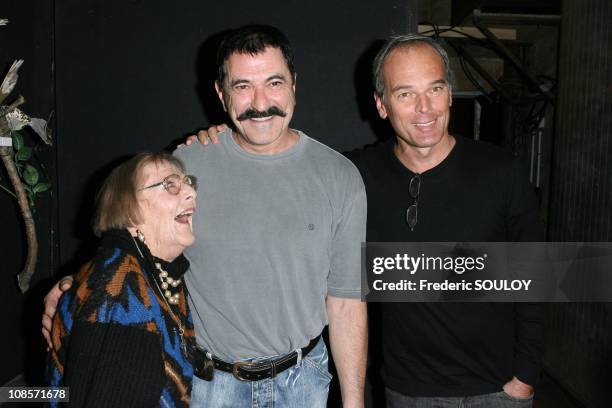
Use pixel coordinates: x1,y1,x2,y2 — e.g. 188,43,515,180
386,387,534,408
191,338,332,407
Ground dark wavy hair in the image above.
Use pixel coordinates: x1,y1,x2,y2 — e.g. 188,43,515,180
216,24,295,88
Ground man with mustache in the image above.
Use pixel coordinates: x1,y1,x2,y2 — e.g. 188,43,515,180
178,26,367,408
43,25,367,407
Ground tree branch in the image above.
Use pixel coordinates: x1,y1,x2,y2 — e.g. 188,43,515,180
0,144,38,292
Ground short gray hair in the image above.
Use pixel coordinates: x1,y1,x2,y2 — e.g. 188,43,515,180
373,34,454,97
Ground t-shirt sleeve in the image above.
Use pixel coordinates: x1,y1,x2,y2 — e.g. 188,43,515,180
327,165,367,299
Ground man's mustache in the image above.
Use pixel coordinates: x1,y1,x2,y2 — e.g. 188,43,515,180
237,106,287,121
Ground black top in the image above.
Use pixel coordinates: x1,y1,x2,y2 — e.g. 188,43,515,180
347,136,546,397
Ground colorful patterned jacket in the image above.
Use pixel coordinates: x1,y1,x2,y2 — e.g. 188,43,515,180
47,229,195,407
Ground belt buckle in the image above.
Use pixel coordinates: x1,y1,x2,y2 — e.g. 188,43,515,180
233,361,257,381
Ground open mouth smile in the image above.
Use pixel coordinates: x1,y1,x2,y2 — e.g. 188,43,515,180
174,209,195,224
250,116,274,122
414,119,436,127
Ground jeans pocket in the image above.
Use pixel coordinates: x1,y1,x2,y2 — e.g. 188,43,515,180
302,340,333,382
303,357,333,382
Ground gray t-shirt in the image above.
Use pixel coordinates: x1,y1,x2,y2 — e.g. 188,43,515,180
175,129,366,361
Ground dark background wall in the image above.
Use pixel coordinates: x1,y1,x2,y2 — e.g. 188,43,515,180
54,0,407,269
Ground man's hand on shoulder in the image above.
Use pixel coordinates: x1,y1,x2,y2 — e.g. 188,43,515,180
178,124,228,147
503,376,534,399
42,276,74,349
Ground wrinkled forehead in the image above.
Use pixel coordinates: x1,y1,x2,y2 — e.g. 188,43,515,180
382,44,446,85
137,160,182,186
225,47,292,79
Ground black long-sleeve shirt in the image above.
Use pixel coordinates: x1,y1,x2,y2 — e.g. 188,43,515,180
347,135,547,397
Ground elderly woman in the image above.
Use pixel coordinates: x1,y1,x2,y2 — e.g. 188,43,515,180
46,151,197,407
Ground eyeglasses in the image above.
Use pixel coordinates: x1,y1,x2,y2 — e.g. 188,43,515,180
139,174,198,195
406,173,420,231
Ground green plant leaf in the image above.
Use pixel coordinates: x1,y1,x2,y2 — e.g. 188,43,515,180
15,146,32,162
33,182,50,193
23,164,39,186
12,131,24,151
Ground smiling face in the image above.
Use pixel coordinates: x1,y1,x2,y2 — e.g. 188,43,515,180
136,161,197,261
375,43,453,152
215,46,296,154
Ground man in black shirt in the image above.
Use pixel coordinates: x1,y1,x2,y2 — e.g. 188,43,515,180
346,34,545,407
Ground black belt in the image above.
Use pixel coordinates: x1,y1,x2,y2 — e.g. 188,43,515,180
194,335,321,382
